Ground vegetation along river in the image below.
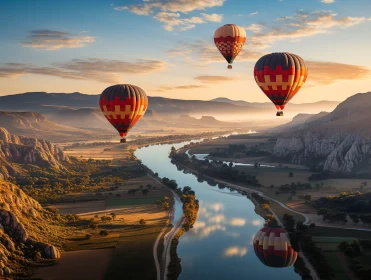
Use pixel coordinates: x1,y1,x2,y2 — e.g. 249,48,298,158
135,138,300,280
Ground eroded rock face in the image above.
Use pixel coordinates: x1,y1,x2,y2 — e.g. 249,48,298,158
0,127,69,173
273,132,371,173
43,245,61,260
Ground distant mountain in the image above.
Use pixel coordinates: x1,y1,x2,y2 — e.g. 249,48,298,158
269,112,329,133
211,97,339,111
273,92,371,173
0,127,69,178
0,92,338,122
0,111,114,142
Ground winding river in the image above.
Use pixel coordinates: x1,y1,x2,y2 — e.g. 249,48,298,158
135,139,301,280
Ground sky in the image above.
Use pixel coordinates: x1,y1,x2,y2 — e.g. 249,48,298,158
1,0,371,103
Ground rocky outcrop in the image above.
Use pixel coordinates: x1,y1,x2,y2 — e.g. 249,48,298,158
0,127,69,178
0,180,63,277
273,92,371,173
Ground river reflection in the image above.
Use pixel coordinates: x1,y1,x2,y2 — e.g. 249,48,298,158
135,140,300,280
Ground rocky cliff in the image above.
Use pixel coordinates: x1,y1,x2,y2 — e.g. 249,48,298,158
273,92,371,173
0,127,69,179
0,180,64,277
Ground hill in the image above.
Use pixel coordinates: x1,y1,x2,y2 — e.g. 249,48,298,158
273,92,371,173
0,111,113,142
0,179,71,278
0,127,69,179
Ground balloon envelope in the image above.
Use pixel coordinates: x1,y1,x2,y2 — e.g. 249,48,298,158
99,84,148,138
253,226,298,268
254,52,308,111
214,24,246,67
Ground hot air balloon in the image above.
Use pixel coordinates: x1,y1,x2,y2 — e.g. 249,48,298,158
253,226,298,268
254,52,308,116
99,84,148,143
214,24,246,69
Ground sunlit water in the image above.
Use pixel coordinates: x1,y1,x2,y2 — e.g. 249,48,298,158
135,140,300,280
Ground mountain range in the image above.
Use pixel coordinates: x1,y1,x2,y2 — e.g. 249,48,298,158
0,92,338,124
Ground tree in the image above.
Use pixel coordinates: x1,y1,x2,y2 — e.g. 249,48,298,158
350,214,359,225
110,213,117,220
270,185,275,188
254,162,259,169
288,196,293,201
289,172,293,177
100,230,109,236
86,234,92,240
154,172,158,177
229,162,233,168
139,219,146,226
142,189,149,195
317,208,329,216
304,194,312,203
260,204,270,210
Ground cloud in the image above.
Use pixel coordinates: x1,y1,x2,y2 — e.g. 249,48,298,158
0,58,167,83
321,0,335,3
208,202,224,212
194,224,226,237
154,84,206,92
229,218,246,226
225,232,240,238
201,13,223,22
21,30,95,50
246,10,368,49
168,40,263,67
195,75,240,83
251,219,263,226
250,11,258,16
306,61,371,85
208,214,225,223
243,23,264,33
115,0,225,31
224,246,248,257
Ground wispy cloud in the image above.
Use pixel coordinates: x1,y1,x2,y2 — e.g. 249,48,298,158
306,61,371,85
115,0,224,31
195,75,240,83
229,218,246,226
224,246,248,257
21,30,95,50
154,84,206,92
250,11,258,16
243,23,264,33
247,10,368,49
0,58,166,83
321,0,335,3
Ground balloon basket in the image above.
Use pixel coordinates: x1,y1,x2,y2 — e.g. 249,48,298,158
276,111,284,117
228,65,232,69
120,138,127,143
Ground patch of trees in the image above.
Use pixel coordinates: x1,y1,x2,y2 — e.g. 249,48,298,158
339,240,371,280
167,185,199,280
171,152,261,187
308,172,332,181
283,214,335,279
312,191,371,214
278,182,312,192
17,157,145,203
208,144,271,158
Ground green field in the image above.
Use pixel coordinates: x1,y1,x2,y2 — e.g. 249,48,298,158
309,227,371,239
105,197,161,207
64,235,120,251
104,225,164,280
313,236,358,251
323,252,352,280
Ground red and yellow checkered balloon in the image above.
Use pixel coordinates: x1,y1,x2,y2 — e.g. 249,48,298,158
214,24,246,69
254,53,308,112
99,84,148,139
